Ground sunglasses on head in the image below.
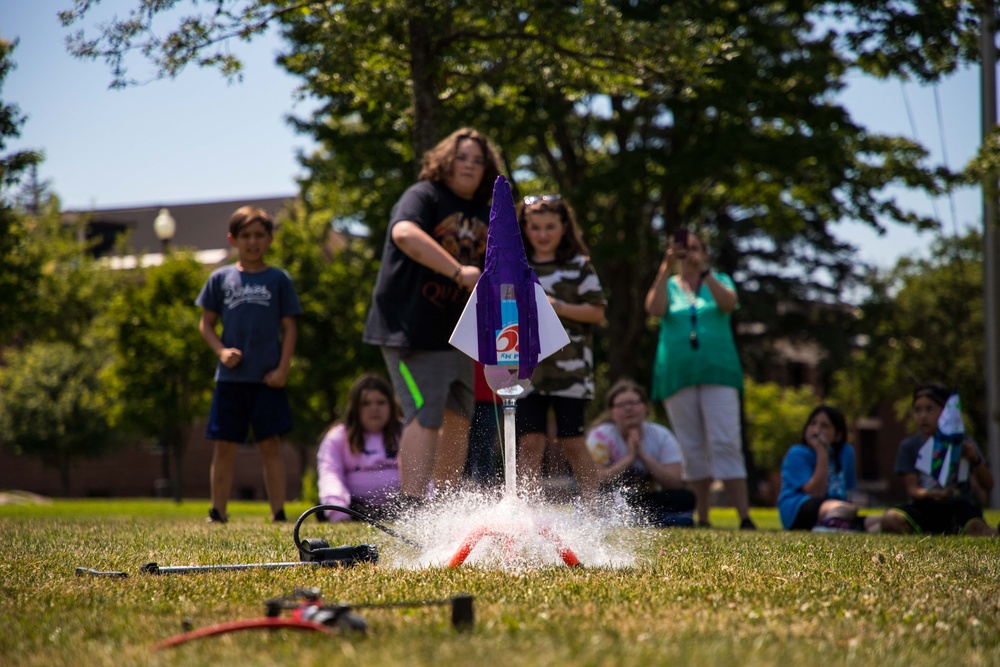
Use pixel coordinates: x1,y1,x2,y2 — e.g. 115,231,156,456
523,194,563,207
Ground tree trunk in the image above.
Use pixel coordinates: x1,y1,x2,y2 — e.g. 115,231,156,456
407,8,440,168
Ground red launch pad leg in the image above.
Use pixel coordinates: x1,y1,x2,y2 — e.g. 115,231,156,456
447,525,582,568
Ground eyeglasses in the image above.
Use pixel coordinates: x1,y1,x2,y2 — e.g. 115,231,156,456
523,194,563,206
611,398,644,409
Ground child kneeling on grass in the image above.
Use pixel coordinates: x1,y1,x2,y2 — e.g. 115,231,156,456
317,374,403,522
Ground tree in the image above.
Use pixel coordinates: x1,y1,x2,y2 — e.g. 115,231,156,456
59,1,972,389
0,37,42,201
0,341,120,493
743,378,820,473
268,203,384,470
97,254,215,502
0,37,46,345
831,230,987,442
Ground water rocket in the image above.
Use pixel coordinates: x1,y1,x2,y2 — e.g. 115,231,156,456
449,175,569,379
914,392,969,487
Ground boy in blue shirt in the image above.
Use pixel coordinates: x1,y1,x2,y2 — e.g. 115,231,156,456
196,206,303,523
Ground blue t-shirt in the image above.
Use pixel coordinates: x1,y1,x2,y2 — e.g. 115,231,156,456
777,443,857,529
196,264,303,383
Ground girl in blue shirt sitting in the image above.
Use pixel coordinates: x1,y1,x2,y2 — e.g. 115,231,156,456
777,405,880,532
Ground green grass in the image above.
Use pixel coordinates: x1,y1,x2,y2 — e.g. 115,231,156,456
1,500,998,666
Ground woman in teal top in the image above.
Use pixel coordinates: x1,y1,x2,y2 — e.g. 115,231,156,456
644,229,754,529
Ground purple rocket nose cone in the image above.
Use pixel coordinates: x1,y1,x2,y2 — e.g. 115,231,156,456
484,175,529,275
476,175,542,379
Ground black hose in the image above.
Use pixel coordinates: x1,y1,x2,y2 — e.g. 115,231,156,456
293,504,424,552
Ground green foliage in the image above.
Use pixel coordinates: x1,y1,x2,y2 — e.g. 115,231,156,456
0,37,43,200
270,205,383,445
743,378,819,471
0,207,42,345
98,254,214,435
830,1,986,81
96,254,215,500
830,230,986,442
0,341,119,491
0,203,119,347
299,465,319,505
59,2,982,398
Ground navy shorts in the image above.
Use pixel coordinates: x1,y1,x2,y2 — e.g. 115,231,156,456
515,392,587,439
205,382,292,443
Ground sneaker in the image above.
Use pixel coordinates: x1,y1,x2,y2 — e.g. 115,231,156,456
739,517,757,530
206,508,227,524
271,509,287,523
814,516,852,532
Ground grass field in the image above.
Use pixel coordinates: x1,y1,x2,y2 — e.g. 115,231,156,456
1,498,998,666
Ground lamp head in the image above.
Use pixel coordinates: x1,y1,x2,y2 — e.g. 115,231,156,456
153,208,176,241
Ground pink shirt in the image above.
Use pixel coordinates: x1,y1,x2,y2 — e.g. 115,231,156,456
316,423,401,521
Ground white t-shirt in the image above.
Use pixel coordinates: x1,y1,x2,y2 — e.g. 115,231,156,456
586,421,683,476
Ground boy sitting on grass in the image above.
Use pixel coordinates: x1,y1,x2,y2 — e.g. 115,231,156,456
880,383,997,537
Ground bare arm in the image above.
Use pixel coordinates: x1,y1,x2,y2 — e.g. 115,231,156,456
625,424,684,489
263,316,297,388
391,220,481,289
551,299,605,324
199,310,242,368
901,472,951,501
595,449,638,486
702,272,738,313
962,439,994,494
800,435,831,497
644,251,675,318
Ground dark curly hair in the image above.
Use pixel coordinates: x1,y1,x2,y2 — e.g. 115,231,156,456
417,127,502,205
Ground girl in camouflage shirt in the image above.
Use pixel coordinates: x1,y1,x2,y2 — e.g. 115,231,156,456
514,195,607,503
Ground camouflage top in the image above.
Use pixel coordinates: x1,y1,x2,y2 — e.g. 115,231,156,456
527,255,606,399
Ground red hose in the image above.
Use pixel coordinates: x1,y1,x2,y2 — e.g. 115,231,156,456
152,617,334,650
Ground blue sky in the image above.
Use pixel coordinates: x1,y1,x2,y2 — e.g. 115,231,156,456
2,2,991,268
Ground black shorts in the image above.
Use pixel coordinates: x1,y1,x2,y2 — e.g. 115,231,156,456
890,498,984,535
515,392,587,439
205,382,292,443
789,497,824,530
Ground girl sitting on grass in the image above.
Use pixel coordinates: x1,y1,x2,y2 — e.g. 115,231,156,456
778,405,879,532
317,374,403,522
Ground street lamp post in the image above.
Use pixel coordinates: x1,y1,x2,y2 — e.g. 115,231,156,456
153,207,177,254
152,207,178,499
